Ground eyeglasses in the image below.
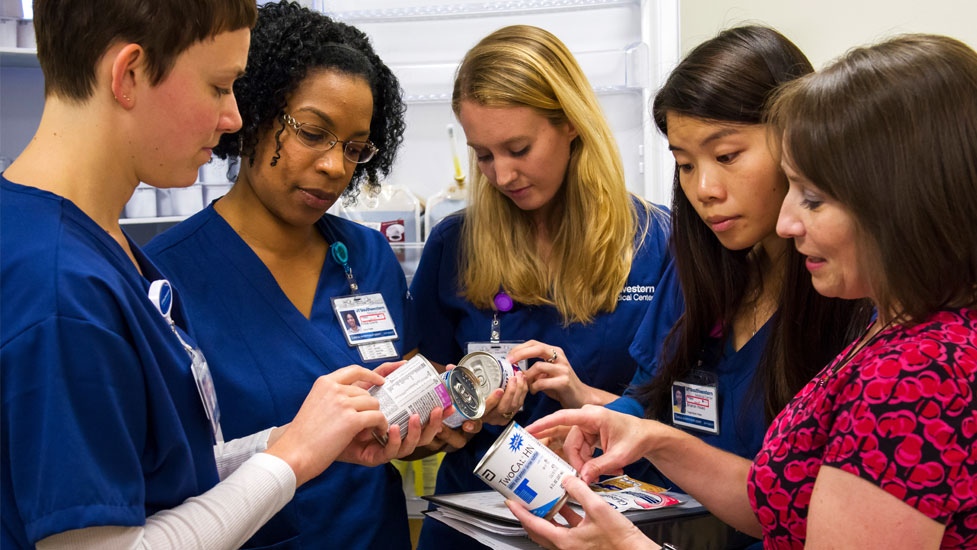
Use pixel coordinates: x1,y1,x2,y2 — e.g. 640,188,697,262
282,113,378,164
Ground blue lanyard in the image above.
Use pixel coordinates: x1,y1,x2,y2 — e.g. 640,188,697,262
330,241,359,294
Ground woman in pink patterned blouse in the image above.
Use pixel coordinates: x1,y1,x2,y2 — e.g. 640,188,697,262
508,34,977,550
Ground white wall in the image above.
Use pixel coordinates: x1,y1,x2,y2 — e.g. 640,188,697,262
679,0,977,69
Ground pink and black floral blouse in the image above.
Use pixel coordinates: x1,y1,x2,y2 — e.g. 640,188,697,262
748,308,977,549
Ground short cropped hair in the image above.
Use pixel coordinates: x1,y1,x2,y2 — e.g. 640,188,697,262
34,0,257,100
768,34,977,322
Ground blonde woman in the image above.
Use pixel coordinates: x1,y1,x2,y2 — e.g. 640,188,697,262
409,25,671,550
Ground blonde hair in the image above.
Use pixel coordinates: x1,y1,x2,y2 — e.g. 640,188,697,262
452,25,652,324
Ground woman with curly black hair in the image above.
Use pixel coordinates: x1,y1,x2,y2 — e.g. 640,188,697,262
146,2,429,549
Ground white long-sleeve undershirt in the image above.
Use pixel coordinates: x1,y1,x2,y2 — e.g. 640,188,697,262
36,429,294,550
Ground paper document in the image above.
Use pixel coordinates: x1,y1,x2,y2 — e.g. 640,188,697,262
424,488,705,532
425,509,541,549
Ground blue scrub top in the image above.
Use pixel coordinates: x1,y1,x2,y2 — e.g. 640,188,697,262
145,204,413,550
1,178,219,549
411,200,670,550
607,260,769,485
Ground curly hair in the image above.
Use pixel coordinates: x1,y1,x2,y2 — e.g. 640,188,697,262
214,1,406,202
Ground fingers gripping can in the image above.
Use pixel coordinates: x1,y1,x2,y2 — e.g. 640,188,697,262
441,367,484,428
457,351,517,399
369,354,453,445
473,422,576,519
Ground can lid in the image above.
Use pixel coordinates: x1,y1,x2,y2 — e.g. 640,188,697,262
447,366,484,419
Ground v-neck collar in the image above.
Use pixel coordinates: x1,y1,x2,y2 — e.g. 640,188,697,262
200,206,355,366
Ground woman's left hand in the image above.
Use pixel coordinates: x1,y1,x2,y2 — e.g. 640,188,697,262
507,475,659,550
508,340,595,409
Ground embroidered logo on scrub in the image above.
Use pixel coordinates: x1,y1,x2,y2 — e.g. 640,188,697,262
617,283,656,302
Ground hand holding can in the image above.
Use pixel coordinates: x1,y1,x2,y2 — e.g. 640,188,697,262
367,354,453,445
473,422,577,519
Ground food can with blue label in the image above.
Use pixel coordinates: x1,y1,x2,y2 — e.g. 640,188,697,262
458,351,517,400
369,354,453,445
473,422,576,519
440,367,484,428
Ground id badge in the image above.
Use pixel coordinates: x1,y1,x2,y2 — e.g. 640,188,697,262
147,279,223,442
332,293,398,360
189,346,222,442
332,293,398,345
671,370,719,435
466,341,528,371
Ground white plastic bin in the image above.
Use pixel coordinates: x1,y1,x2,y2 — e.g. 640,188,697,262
157,184,202,217
123,183,157,219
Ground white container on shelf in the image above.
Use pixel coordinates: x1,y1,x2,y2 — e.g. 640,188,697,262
202,182,232,205
424,183,465,239
389,242,425,284
123,183,157,219
332,182,423,243
0,17,17,47
157,184,202,217
424,123,468,239
199,156,237,183
198,156,236,206
16,19,33,48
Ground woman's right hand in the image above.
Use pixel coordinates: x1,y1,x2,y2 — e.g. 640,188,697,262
526,405,658,484
265,365,389,486
508,475,659,550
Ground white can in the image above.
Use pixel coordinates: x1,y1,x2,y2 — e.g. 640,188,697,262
440,367,484,428
458,351,517,400
473,422,576,519
369,354,452,445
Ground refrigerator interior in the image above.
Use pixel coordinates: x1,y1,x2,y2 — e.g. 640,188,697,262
0,0,679,257
318,0,679,208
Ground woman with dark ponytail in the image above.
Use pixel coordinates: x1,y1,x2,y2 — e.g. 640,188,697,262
606,25,869,488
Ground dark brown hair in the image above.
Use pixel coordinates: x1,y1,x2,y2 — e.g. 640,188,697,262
768,34,977,323
636,26,872,424
34,0,257,100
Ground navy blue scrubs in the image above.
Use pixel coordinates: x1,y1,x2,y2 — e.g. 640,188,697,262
146,205,413,550
607,260,770,483
1,178,219,548
411,201,670,550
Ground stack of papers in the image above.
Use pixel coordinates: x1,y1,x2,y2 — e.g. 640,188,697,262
423,484,708,549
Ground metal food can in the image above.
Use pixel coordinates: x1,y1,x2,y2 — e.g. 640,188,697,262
458,351,518,399
440,366,485,428
473,422,576,519
369,354,453,445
